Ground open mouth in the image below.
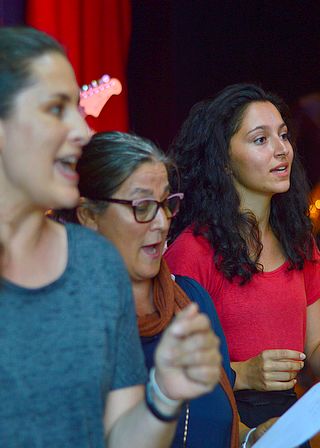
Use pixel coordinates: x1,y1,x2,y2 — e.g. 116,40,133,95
142,242,162,257
55,156,79,180
270,164,289,174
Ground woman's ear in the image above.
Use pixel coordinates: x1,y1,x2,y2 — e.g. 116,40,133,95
76,199,99,231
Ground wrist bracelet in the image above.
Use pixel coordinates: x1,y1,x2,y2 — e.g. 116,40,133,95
241,427,257,448
149,367,182,407
145,379,181,422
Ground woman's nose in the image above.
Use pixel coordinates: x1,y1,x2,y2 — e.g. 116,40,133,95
152,205,171,230
274,137,289,158
68,109,91,147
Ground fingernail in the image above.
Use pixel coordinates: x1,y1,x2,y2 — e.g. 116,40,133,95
300,353,306,360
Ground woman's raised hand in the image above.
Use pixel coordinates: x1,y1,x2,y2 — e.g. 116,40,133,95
153,303,222,401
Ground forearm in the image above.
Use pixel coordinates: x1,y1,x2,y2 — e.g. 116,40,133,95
231,361,250,390
106,398,179,448
239,417,278,447
307,343,320,377
105,304,221,447
239,421,251,445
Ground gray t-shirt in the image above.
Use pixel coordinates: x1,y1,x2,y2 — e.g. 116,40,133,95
0,223,147,447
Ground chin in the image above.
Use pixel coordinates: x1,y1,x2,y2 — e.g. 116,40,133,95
142,267,161,280
268,181,291,196
50,190,80,210
276,183,291,194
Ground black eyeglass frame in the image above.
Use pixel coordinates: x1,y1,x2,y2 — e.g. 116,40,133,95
103,193,184,223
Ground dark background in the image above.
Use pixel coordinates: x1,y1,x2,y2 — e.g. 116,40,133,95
1,0,320,185
127,1,320,186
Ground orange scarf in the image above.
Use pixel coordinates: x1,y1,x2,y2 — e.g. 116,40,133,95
138,260,239,448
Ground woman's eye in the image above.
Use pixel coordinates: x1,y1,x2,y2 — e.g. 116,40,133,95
136,201,151,213
280,132,289,141
253,136,266,145
49,104,64,117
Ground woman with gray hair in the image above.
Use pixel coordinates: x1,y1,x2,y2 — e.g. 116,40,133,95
56,131,275,447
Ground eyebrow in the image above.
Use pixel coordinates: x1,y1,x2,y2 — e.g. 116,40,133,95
130,184,170,196
246,122,287,136
48,92,80,104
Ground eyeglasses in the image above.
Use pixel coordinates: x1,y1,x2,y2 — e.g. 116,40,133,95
103,193,184,223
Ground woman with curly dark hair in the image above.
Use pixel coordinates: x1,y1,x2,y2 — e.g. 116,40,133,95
165,83,320,435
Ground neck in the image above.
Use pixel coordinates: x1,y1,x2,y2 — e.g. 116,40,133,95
0,168,47,246
0,208,47,255
0,204,67,286
132,279,156,317
236,188,286,269
237,188,272,232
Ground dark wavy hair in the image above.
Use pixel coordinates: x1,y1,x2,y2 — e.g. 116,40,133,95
169,83,314,284
53,131,176,223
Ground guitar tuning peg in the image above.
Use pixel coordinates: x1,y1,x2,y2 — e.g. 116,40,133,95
101,74,110,83
91,80,98,88
81,84,89,92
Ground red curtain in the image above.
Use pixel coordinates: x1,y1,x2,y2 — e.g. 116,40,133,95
26,0,131,132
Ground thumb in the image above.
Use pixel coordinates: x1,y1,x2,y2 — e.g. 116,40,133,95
155,303,200,365
169,303,200,337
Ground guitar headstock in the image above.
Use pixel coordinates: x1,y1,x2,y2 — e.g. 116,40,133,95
79,74,122,118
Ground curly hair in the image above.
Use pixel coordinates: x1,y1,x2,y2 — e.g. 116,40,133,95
169,83,314,284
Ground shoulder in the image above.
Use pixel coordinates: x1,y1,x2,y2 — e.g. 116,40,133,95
166,226,213,258
312,240,320,260
65,223,131,306
303,239,320,273
175,275,208,298
165,227,220,292
65,222,122,262
65,221,111,246
175,275,219,321
303,240,320,304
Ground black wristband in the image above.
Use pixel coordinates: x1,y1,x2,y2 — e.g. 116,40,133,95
145,381,181,422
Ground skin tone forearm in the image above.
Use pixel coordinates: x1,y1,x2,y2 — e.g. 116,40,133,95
107,390,278,448
106,395,179,448
239,418,277,447
105,304,222,448
232,300,320,391
231,349,305,391
307,344,320,377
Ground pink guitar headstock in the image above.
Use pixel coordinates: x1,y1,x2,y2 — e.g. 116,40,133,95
79,74,122,118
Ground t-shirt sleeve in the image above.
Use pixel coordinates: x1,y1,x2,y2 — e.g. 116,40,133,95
305,242,320,306
165,230,219,300
72,225,148,392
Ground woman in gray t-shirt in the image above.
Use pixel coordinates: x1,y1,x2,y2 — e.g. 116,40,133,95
0,26,221,448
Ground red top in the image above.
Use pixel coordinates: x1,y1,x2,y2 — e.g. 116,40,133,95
165,228,320,361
